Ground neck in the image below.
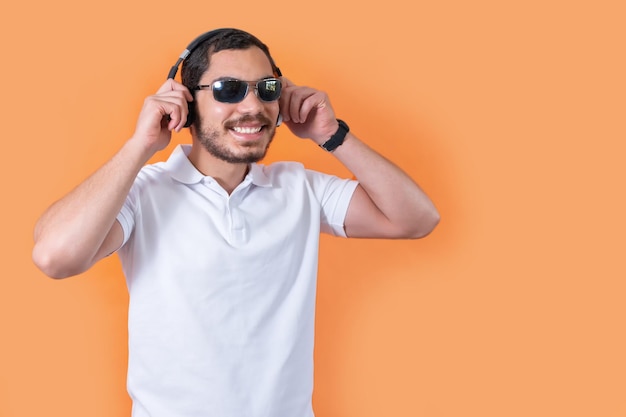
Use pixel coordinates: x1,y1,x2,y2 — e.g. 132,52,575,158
187,144,249,195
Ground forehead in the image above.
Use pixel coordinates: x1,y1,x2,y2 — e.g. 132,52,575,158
203,46,275,81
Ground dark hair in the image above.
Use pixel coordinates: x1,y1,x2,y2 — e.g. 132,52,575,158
181,28,281,91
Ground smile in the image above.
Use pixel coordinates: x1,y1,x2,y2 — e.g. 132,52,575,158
231,126,263,134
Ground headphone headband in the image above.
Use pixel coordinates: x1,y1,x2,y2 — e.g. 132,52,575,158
166,28,281,80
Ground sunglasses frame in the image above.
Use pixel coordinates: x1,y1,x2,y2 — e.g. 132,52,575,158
194,78,282,104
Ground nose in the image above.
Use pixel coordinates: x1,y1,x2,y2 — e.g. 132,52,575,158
236,86,265,115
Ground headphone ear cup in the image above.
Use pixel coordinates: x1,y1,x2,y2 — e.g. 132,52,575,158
184,100,195,128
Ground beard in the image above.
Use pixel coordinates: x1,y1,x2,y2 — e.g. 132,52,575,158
195,114,276,164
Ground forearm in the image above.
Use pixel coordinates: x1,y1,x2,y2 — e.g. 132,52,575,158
33,138,153,277
331,132,440,239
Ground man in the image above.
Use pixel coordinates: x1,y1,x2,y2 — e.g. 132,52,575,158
33,28,439,417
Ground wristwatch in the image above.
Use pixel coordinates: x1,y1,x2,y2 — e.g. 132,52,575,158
319,119,349,152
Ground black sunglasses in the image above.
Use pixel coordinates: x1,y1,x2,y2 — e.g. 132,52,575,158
194,78,282,104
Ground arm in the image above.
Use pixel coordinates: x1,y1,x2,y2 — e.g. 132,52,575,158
279,78,439,239
331,133,439,239
32,79,192,278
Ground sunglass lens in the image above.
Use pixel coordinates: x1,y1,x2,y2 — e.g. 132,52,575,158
213,80,248,103
258,79,282,102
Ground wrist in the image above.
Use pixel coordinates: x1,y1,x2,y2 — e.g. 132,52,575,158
126,135,161,164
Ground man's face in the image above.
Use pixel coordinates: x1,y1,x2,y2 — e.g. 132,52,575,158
192,47,280,164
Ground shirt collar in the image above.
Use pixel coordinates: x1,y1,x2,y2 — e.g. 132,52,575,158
165,144,273,188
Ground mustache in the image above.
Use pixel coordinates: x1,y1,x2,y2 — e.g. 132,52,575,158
225,114,273,127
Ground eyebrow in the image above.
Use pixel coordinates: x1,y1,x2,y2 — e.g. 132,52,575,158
208,75,276,83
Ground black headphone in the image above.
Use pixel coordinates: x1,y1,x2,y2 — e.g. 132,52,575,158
166,28,283,128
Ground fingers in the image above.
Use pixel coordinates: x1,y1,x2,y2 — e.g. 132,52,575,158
279,77,334,124
132,79,194,152
146,79,193,132
158,78,194,101
278,77,338,142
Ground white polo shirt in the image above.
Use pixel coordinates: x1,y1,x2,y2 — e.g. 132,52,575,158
116,144,358,417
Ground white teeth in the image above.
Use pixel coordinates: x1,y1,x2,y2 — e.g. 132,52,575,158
232,126,262,134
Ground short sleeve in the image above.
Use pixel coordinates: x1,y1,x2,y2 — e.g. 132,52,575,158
115,184,140,250
306,170,359,237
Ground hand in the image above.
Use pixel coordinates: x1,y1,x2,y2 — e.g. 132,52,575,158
279,77,339,145
131,79,193,153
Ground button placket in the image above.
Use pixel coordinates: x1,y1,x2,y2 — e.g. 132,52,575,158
227,191,248,245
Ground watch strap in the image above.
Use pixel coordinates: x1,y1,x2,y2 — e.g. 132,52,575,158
320,119,349,152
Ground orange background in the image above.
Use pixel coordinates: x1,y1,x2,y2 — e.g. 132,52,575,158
1,0,625,416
